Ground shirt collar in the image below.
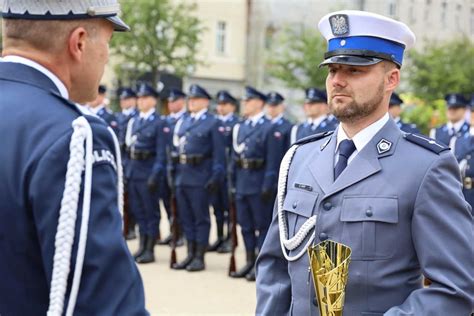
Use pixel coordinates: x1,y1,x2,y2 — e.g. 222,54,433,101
248,111,265,126
89,104,105,115
219,113,234,122
447,120,466,133
190,108,208,121
122,107,136,116
139,108,156,120
170,108,186,119
1,55,69,99
311,115,328,127
336,112,390,154
271,113,284,124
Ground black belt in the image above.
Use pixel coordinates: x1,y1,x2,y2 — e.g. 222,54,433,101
463,177,473,189
236,158,264,170
130,151,156,160
178,154,209,166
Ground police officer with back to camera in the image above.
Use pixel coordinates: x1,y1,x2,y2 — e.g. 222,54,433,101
156,88,188,246
290,87,338,144
126,83,167,264
0,1,148,314
265,91,293,161
430,93,470,150
117,87,139,240
388,92,420,134
88,84,119,132
230,86,284,281
171,84,225,272
256,10,473,315
208,89,240,253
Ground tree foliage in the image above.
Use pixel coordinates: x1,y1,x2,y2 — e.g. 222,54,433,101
110,0,203,87
267,25,328,89
407,37,474,102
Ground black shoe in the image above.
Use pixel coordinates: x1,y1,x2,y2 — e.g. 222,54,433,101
125,229,137,240
174,236,185,247
186,244,206,272
230,251,255,278
216,239,231,254
172,241,195,270
136,235,155,264
207,238,224,252
156,235,172,245
133,234,148,259
245,267,256,281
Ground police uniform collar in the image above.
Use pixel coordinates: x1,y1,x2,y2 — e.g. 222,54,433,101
248,111,266,126
447,120,466,134
122,107,136,116
311,115,328,127
271,113,284,124
219,112,234,122
89,104,105,115
139,108,156,120
2,55,69,99
170,108,186,119
190,108,208,121
336,112,390,155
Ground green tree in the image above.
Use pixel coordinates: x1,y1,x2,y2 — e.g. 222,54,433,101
407,37,474,102
267,25,328,89
110,0,203,87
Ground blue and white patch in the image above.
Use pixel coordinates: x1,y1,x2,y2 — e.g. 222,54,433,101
377,139,392,154
163,126,170,133
93,149,117,170
329,14,349,36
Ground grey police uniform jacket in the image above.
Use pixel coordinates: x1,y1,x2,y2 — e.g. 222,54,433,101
256,119,474,316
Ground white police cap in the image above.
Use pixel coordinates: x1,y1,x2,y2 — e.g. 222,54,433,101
318,10,415,67
1,0,129,32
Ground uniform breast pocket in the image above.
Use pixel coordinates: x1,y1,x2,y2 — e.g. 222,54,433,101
283,189,318,238
340,196,398,260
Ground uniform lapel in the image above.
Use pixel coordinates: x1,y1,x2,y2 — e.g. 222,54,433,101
308,132,336,194
325,119,401,197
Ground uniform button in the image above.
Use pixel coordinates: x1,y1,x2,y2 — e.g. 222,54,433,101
319,232,328,241
323,202,332,211
366,209,373,217
292,202,298,209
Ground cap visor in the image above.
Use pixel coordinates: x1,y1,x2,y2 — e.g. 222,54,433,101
106,16,130,32
319,55,383,67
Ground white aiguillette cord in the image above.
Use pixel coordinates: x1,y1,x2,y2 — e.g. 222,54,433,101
47,116,123,316
277,144,317,262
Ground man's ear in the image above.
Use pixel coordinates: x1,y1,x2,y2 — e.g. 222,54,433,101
68,27,88,62
385,67,400,92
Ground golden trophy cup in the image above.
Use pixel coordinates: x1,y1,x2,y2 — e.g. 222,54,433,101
308,240,352,316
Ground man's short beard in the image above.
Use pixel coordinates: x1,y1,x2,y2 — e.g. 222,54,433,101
329,81,384,124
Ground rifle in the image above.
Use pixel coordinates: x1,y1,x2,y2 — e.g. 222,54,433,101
226,147,238,275
167,147,179,268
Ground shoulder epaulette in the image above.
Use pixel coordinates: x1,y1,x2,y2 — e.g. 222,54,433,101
295,131,333,145
404,133,449,154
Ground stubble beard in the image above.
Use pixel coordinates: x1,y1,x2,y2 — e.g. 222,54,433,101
329,81,384,124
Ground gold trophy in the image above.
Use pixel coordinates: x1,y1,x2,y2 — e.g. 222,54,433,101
308,240,352,316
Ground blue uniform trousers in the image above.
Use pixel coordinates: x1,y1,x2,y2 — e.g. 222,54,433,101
176,185,211,245
159,176,172,220
128,180,160,237
210,180,229,226
235,193,273,251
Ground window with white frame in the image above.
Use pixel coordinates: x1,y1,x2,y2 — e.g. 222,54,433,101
216,21,227,55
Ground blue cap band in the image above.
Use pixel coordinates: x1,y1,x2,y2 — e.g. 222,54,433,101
328,36,405,65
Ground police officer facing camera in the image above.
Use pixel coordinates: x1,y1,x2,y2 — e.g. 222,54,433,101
265,91,293,161
0,1,147,314
290,87,338,144
430,93,470,149
388,92,420,134
256,10,473,315
171,84,225,272
126,83,167,264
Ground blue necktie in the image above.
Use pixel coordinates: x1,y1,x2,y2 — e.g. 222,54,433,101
334,139,356,179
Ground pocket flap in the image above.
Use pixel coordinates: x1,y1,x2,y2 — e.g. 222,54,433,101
283,189,318,217
340,196,398,223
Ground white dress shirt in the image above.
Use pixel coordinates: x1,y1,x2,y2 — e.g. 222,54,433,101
335,112,390,165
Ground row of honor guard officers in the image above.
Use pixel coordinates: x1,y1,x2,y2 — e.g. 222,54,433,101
91,82,474,278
